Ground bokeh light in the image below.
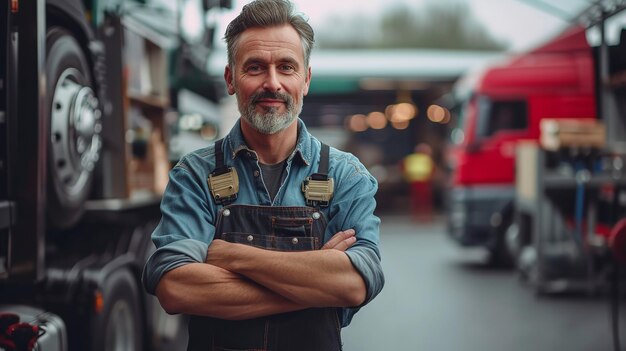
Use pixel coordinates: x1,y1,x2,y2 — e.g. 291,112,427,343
386,102,418,122
391,120,410,130
367,111,388,129
427,104,450,123
345,114,368,132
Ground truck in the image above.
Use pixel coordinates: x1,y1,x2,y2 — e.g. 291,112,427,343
0,0,229,350
446,24,597,265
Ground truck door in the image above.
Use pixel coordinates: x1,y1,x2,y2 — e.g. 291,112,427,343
470,96,529,184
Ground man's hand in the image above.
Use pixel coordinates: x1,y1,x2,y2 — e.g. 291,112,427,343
322,229,356,251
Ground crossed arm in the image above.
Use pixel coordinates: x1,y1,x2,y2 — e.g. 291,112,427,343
155,229,366,320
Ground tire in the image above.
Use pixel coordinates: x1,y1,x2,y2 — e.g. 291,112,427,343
45,27,102,229
487,212,514,268
504,221,522,266
143,236,189,350
92,269,144,351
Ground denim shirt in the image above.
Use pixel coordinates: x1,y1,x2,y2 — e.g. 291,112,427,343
142,119,384,327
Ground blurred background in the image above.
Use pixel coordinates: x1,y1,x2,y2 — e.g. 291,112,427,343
205,0,611,217
208,3,626,349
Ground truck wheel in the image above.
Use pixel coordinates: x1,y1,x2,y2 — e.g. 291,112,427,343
504,221,522,266
487,214,514,267
92,269,144,351
46,27,102,229
143,237,189,350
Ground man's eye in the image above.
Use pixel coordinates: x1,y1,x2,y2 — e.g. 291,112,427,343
279,64,295,72
246,65,262,73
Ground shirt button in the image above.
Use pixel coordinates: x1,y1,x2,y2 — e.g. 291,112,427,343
223,209,231,217
247,235,254,242
292,237,299,245
254,170,260,177
312,212,321,220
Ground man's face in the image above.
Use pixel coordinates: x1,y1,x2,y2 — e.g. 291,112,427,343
225,25,311,135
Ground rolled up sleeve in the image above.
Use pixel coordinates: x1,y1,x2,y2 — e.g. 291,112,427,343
142,239,208,294
327,152,385,326
141,160,217,295
343,244,384,325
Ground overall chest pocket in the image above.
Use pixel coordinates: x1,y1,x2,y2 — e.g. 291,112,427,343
217,205,325,252
221,232,319,251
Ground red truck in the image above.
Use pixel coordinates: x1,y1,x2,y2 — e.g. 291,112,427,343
446,25,597,264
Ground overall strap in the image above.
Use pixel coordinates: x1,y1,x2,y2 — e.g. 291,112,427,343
208,138,239,205
302,142,334,208
214,138,226,172
315,143,330,179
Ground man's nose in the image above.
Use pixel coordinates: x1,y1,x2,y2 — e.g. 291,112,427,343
262,67,281,92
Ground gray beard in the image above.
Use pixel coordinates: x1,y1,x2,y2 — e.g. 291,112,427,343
238,91,303,135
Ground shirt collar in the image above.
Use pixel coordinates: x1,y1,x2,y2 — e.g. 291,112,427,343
226,118,313,166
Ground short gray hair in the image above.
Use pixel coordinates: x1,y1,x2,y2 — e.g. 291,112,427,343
224,0,315,69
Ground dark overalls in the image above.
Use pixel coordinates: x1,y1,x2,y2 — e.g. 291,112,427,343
187,141,342,351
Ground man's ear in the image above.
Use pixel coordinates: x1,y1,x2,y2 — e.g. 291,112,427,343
224,65,235,95
303,66,312,96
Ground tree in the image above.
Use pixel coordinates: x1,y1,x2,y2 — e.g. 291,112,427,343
317,1,507,51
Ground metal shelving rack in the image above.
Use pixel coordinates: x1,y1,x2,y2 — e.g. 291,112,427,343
514,1,626,293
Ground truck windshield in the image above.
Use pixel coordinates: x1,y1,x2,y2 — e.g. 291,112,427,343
476,96,528,138
450,100,469,145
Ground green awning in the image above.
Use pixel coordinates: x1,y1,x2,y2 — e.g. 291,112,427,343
308,78,360,94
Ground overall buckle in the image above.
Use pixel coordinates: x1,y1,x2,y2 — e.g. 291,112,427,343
208,167,239,205
302,177,334,208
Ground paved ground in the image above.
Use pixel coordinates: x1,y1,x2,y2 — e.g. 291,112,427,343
342,214,622,351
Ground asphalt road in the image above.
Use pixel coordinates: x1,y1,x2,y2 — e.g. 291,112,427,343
342,214,622,351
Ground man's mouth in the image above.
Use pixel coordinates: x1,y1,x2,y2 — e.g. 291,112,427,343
255,98,285,108
257,98,284,104
251,91,291,110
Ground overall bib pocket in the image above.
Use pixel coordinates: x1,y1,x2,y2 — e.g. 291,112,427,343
221,231,319,251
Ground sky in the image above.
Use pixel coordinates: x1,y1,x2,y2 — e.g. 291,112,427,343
217,0,593,52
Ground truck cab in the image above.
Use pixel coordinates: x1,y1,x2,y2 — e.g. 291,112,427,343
447,25,597,263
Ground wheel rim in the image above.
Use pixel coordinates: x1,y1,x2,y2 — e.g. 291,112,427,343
50,68,102,200
105,300,136,351
504,222,521,258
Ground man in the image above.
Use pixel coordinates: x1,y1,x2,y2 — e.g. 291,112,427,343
142,0,384,349
402,143,435,221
